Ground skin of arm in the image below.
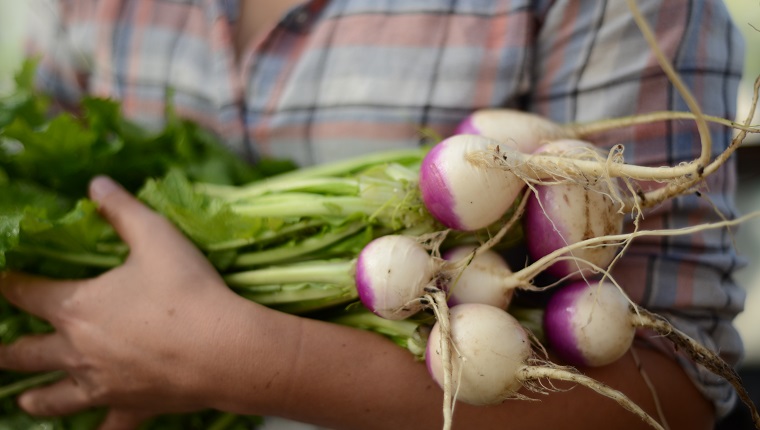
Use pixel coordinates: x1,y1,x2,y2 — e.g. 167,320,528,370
0,176,714,430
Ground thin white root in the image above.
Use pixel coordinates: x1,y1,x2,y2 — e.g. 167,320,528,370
633,75,760,211
624,0,711,167
569,110,760,137
474,76,760,217
515,210,760,285
517,365,665,430
423,289,455,430
479,139,701,182
632,307,760,428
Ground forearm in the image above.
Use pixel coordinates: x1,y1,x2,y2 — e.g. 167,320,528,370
208,298,714,430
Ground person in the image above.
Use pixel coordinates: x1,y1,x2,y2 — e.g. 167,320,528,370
0,0,746,428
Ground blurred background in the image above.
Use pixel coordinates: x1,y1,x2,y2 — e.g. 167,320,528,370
726,0,760,361
724,1,760,427
0,0,759,427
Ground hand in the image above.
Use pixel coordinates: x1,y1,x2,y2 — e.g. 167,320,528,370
0,176,270,429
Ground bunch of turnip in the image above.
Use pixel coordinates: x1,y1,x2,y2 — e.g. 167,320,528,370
352,61,760,429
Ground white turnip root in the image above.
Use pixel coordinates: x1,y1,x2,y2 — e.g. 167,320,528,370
355,234,438,320
425,303,665,429
454,109,572,153
419,134,525,231
523,140,625,280
441,245,516,310
544,280,760,427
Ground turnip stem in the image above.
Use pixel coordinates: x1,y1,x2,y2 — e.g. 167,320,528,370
206,413,238,430
0,371,65,399
234,283,355,306
229,184,430,231
328,310,422,340
206,220,326,252
11,245,123,268
231,194,381,218
223,260,355,287
199,177,360,200
517,365,664,430
328,309,428,357
236,148,425,185
232,221,366,268
632,307,760,428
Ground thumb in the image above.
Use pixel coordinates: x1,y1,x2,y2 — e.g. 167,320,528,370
89,176,170,248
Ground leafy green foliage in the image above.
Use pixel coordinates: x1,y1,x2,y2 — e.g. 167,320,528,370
0,61,297,275
139,170,267,251
0,62,302,428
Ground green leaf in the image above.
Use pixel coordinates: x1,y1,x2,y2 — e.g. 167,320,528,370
138,170,267,250
0,182,122,275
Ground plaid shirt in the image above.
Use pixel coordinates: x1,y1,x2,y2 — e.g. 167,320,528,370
27,0,746,418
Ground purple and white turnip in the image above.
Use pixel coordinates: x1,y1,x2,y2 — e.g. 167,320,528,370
425,303,666,429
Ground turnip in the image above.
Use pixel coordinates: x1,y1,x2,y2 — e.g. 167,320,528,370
418,134,525,231
415,131,662,234
352,200,760,429
426,303,665,429
454,109,572,153
354,234,440,320
411,92,758,233
544,280,760,426
455,107,757,163
441,245,516,310
453,100,759,213
523,140,625,280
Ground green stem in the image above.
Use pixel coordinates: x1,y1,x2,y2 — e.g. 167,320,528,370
329,310,420,339
200,177,360,201
0,371,65,399
205,220,326,252
236,282,356,306
206,412,240,430
244,148,425,183
223,260,355,287
12,246,123,268
232,222,367,268
230,194,379,219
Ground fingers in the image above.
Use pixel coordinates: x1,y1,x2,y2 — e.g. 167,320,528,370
18,377,91,417
17,380,153,424
0,271,79,322
15,372,154,428
0,333,70,372
19,379,153,429
88,176,178,251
